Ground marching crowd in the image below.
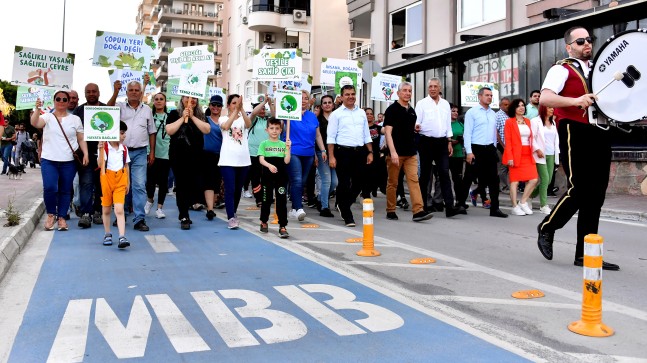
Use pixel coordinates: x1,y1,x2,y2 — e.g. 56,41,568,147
6,73,563,248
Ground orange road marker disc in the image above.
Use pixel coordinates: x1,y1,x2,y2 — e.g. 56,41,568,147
511,290,545,299
345,238,363,243
410,257,436,264
301,224,319,228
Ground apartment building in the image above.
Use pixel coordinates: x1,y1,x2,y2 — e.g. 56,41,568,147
136,0,224,93
347,0,647,194
221,0,360,104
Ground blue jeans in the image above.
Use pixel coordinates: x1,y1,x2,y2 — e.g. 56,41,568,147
288,155,314,210
221,166,249,219
40,159,77,216
316,152,337,209
78,166,97,214
128,148,148,224
1,144,12,174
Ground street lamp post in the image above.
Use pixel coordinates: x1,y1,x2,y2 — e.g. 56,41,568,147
62,0,66,52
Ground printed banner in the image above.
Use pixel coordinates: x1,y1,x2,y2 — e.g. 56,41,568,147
177,69,209,99
108,69,146,98
270,73,312,95
208,87,226,100
12,46,75,90
92,31,155,71
252,48,302,81
146,71,157,95
334,71,358,95
460,81,500,109
16,86,54,111
320,58,362,90
275,89,302,121
83,106,121,141
371,73,402,102
167,45,215,77
165,78,213,104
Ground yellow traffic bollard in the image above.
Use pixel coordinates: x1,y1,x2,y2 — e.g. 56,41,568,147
568,234,614,337
357,199,380,257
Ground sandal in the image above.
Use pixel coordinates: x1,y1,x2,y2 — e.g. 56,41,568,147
103,233,113,246
44,214,56,231
57,217,68,231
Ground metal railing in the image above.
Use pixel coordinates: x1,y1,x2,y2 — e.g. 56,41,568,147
248,5,309,15
162,27,222,37
348,43,373,60
158,7,217,18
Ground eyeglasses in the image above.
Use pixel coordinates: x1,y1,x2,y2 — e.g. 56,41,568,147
55,97,68,102
210,102,223,107
154,98,165,101
568,36,594,46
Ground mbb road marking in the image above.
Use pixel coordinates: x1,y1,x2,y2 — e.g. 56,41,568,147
47,284,404,361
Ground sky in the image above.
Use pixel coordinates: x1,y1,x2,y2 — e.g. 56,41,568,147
0,0,140,104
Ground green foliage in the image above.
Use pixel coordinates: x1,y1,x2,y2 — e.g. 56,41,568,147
14,46,23,53
97,55,112,67
296,49,303,57
168,47,174,54
357,61,363,69
207,44,214,53
253,49,260,55
0,79,35,125
96,31,104,37
322,57,328,62
3,195,21,227
67,53,75,63
373,72,378,77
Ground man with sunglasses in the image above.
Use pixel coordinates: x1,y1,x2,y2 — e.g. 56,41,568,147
73,83,106,228
108,74,156,232
537,26,619,271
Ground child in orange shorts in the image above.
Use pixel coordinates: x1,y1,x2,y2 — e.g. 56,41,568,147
99,121,131,249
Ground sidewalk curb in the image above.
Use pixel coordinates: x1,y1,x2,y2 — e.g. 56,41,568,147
0,198,45,281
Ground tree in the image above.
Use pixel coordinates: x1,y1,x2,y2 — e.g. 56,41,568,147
0,79,30,125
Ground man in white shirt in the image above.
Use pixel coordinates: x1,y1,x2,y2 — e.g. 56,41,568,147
536,26,619,271
414,78,465,217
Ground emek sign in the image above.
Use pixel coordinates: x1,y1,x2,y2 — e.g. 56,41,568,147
47,284,404,361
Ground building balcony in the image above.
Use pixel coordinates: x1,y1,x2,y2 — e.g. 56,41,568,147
347,43,373,61
159,27,223,42
158,6,218,22
247,5,309,33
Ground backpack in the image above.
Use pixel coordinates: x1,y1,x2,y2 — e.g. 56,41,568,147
103,143,128,170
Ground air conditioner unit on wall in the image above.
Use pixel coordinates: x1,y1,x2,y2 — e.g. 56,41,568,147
293,9,306,23
263,33,275,43
242,16,248,24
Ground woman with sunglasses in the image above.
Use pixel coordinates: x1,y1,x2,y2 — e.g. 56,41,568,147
165,96,211,230
202,95,224,220
218,94,252,229
31,92,89,231
144,92,172,219
315,95,338,217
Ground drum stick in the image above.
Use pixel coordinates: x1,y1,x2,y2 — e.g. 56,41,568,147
595,71,624,96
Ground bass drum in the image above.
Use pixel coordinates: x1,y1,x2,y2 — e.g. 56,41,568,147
590,29,647,123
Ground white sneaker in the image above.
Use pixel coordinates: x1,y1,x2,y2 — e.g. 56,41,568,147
296,208,306,221
243,189,253,198
511,204,526,216
155,208,166,219
288,209,299,219
519,202,533,215
539,205,552,214
144,200,153,215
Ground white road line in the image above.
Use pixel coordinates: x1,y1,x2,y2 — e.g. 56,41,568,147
424,295,581,309
347,261,472,271
0,228,54,363
144,235,179,253
47,299,93,363
565,353,647,363
145,294,210,353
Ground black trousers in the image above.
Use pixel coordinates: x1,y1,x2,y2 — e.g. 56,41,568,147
471,144,500,212
146,158,171,206
449,157,472,207
539,120,611,260
249,156,263,205
260,167,288,227
418,135,455,208
362,153,383,197
170,152,202,220
334,146,367,222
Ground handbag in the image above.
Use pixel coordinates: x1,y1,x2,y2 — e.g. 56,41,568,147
53,114,84,169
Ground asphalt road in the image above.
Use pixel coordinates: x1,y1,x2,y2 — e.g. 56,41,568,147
1,194,645,362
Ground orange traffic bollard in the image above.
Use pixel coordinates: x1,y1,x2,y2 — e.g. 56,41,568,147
568,234,614,337
357,199,380,257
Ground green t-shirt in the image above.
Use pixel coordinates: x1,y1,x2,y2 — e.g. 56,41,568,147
451,120,465,158
1,125,15,147
258,139,286,158
149,112,171,159
248,117,268,156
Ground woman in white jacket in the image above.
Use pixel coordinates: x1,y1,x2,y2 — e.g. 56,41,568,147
531,105,560,214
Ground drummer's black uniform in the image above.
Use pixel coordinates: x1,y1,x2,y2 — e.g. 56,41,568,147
539,58,611,261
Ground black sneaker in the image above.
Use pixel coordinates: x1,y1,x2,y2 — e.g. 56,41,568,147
401,199,410,210
573,257,620,271
134,220,150,231
537,224,554,260
278,227,289,238
412,211,433,222
319,208,334,217
92,211,103,224
386,212,398,220
344,219,356,227
180,218,191,230
260,222,268,233
103,233,113,246
117,236,130,249
206,210,216,221
78,213,92,229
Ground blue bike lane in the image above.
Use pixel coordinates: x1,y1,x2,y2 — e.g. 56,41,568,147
9,211,529,362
